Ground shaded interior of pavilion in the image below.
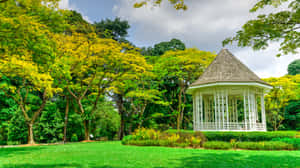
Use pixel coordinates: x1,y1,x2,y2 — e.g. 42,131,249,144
192,86,266,131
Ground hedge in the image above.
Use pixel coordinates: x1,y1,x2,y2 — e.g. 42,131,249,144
203,141,232,150
236,141,294,150
166,130,299,142
271,138,300,149
122,140,190,148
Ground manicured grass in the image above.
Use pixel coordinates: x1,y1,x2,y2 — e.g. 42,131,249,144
1,141,300,168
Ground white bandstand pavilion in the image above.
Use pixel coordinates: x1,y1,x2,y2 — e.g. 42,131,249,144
187,49,272,132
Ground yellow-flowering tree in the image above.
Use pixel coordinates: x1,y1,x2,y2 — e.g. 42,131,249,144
0,0,67,144
155,49,216,130
263,74,300,130
54,32,148,140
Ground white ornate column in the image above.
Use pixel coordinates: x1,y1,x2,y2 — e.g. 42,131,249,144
200,93,203,130
261,93,266,131
214,90,217,130
243,89,248,130
193,94,196,130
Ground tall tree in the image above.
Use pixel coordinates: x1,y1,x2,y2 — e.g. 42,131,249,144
54,32,148,140
0,0,67,144
223,0,300,57
288,59,300,75
155,48,215,129
111,64,163,139
93,17,130,42
263,74,300,131
141,38,186,57
66,10,93,34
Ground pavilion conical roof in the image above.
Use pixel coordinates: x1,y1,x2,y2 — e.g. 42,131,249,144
190,49,270,87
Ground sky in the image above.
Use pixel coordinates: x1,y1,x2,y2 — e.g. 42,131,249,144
59,0,300,78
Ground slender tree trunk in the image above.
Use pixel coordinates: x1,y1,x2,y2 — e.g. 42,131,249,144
118,116,125,140
27,123,35,144
63,97,69,143
83,120,90,141
176,82,186,130
115,93,126,140
128,122,133,135
176,112,180,130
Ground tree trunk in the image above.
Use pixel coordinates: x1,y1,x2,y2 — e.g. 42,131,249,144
63,97,69,143
118,117,125,140
27,123,35,144
83,120,90,141
176,112,181,130
115,93,126,140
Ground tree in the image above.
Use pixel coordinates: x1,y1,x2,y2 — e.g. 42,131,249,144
288,59,300,75
284,100,300,130
263,74,300,130
54,32,148,141
66,10,93,34
134,0,187,10
94,17,130,42
112,65,166,138
223,0,300,57
155,48,215,129
141,38,186,57
0,0,67,144
91,100,120,140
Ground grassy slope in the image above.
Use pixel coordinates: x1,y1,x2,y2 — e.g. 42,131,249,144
0,141,299,168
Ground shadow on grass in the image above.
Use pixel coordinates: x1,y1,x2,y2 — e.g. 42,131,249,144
2,164,117,168
0,146,47,159
163,151,300,168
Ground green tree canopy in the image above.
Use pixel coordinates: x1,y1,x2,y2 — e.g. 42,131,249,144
288,59,300,75
223,0,300,57
155,48,215,129
93,17,130,42
141,38,186,57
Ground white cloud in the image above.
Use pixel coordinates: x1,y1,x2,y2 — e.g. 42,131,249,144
59,0,92,23
113,0,300,78
113,0,257,49
234,43,300,78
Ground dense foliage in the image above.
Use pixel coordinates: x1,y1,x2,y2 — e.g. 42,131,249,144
223,0,300,57
263,75,300,130
288,59,300,75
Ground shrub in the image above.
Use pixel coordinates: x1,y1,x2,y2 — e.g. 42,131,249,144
122,128,202,148
271,137,300,149
123,139,190,148
7,141,21,145
203,141,232,150
7,110,27,144
92,101,120,140
236,141,294,150
35,102,64,143
71,134,78,142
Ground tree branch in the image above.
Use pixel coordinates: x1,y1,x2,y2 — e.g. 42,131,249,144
31,89,48,123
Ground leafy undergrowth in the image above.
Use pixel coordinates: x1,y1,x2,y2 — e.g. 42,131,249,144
1,141,300,168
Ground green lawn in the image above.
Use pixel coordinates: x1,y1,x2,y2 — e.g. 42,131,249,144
0,141,299,168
